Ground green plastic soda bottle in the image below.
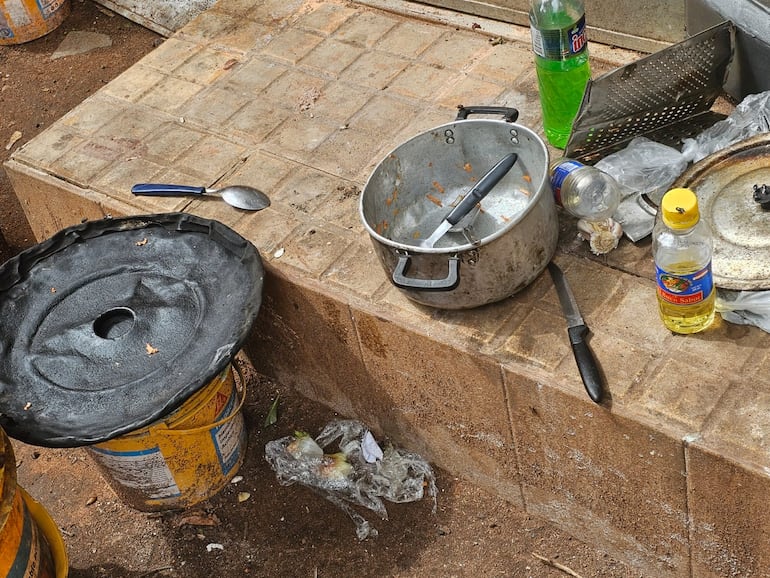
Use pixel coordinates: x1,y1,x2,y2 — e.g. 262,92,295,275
529,0,591,149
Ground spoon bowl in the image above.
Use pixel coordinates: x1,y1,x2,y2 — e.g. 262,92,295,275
131,183,271,211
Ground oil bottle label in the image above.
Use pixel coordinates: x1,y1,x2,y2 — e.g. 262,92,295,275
656,263,714,306
550,159,584,206
531,15,587,61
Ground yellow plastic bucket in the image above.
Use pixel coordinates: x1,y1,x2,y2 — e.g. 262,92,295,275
0,429,68,578
18,490,68,578
0,0,70,45
87,364,247,511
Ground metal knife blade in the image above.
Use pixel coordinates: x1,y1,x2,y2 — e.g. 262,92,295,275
547,262,605,404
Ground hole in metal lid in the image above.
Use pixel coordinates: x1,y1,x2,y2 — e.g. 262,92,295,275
93,307,136,340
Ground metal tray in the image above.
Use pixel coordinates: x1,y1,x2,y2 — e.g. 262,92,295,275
674,133,770,290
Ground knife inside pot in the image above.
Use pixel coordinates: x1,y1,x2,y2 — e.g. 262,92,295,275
420,152,518,248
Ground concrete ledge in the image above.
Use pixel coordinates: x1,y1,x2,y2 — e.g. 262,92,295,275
5,1,770,575
94,0,216,37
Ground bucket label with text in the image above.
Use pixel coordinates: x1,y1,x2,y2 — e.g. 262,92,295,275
89,446,181,500
210,386,243,474
0,0,70,45
39,0,68,17
0,11,12,40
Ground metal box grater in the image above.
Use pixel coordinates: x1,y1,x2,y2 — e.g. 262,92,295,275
565,21,734,164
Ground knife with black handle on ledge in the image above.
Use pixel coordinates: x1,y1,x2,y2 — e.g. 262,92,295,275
547,262,605,404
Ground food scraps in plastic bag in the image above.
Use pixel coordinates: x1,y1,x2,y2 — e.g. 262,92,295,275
264,420,437,540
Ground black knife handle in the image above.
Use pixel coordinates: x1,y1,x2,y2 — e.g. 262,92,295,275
567,324,605,404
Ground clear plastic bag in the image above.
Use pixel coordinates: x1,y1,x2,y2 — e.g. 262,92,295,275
594,136,688,205
595,92,770,199
681,91,770,164
592,137,689,241
716,289,770,333
265,420,437,540
584,91,770,242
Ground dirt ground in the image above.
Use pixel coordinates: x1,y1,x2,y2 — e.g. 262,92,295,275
1,2,640,576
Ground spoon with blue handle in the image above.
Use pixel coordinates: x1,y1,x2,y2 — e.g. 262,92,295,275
131,183,271,211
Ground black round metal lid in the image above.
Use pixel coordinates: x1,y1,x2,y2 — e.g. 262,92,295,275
0,213,264,447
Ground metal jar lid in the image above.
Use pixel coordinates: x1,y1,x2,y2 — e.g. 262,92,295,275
674,133,770,289
0,213,264,447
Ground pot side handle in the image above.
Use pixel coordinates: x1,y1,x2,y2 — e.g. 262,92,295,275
392,255,460,291
456,106,519,122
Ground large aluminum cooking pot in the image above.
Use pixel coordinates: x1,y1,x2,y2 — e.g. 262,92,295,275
360,106,558,309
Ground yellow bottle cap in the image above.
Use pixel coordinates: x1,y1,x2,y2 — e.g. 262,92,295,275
661,188,699,229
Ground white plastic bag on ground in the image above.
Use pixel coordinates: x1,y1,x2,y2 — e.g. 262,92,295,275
265,420,437,540
716,289,770,333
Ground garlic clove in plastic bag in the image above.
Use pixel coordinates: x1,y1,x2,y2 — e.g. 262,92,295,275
285,431,324,460
577,218,623,255
318,452,354,482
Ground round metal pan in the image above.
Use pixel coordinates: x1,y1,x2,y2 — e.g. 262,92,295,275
674,133,770,290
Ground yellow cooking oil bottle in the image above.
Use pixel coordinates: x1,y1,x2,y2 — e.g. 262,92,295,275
652,188,715,334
